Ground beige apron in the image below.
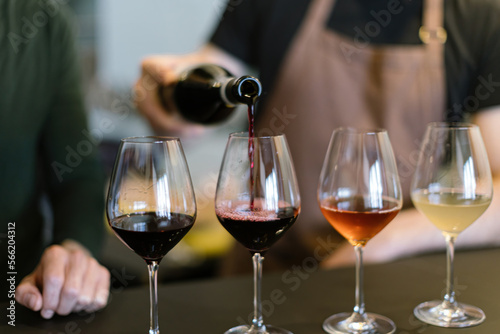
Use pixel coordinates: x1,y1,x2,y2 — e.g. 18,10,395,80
222,0,447,274
257,0,446,237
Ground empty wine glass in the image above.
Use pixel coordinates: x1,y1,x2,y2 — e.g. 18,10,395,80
106,136,197,334
411,122,492,327
215,132,301,334
318,127,402,334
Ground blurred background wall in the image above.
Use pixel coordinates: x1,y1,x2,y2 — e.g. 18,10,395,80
68,0,242,284
97,0,223,88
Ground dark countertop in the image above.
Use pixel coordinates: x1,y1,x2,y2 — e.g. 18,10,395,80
2,247,499,333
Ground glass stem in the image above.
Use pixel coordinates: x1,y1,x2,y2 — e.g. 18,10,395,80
444,235,457,305
251,253,265,331
148,261,160,334
353,245,366,316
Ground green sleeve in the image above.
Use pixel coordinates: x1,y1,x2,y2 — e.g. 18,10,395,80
40,5,106,257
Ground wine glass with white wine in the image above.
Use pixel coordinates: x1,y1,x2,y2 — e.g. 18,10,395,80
411,122,493,327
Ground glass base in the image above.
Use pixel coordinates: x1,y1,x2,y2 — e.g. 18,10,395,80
414,300,485,328
224,324,293,334
323,312,396,334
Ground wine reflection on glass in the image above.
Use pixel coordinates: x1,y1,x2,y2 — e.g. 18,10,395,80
317,128,402,334
215,132,301,334
411,122,492,327
106,136,197,334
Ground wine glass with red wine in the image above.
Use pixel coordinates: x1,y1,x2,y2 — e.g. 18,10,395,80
215,132,301,334
106,136,196,334
318,128,402,334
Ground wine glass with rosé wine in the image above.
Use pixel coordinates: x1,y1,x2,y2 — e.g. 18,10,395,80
411,122,492,327
106,136,196,334
318,128,402,334
215,132,301,334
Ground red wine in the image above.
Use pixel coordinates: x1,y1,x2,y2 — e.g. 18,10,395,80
110,212,195,264
248,102,256,209
159,64,261,124
320,196,400,246
216,200,299,254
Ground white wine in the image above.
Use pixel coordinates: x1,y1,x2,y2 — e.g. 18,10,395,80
412,190,491,237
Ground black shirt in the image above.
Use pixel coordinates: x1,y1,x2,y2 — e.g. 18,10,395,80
211,0,500,119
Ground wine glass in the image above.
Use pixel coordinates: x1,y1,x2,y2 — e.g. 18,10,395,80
106,136,197,334
317,127,402,334
411,122,492,327
215,132,301,334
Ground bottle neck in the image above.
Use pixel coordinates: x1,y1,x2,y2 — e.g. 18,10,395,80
220,77,237,107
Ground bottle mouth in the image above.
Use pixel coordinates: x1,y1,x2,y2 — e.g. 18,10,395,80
238,76,262,99
221,75,262,106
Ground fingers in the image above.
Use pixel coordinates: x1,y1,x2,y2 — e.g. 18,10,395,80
134,56,178,111
55,248,88,315
140,55,183,85
40,245,68,319
133,55,207,137
133,61,171,132
22,243,111,319
74,258,110,313
140,56,165,82
133,74,162,113
15,273,43,311
93,264,111,311
87,263,111,313
73,257,98,313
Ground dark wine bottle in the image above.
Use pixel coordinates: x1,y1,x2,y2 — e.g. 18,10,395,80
159,64,262,124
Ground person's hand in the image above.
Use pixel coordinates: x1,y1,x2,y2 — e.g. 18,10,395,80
133,43,249,136
133,52,206,137
15,240,110,319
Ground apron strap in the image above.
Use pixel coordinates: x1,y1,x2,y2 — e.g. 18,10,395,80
419,0,447,44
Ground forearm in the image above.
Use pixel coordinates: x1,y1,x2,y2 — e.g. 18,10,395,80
458,108,500,247
360,207,445,265
454,176,500,248
322,178,500,269
199,43,250,76
324,110,500,269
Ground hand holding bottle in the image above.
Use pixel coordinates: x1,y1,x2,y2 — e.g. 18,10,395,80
133,44,256,135
134,53,206,137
